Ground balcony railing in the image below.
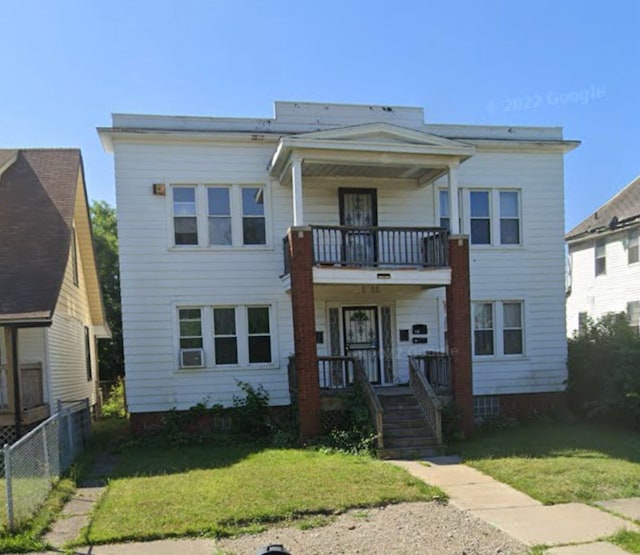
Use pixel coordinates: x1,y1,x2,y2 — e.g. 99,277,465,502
408,352,451,395
0,363,45,411
312,225,448,268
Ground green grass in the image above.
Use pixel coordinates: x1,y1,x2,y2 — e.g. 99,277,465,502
458,421,640,504
611,530,640,553
81,444,443,544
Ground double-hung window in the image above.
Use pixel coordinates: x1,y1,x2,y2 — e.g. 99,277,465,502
171,184,267,248
439,190,450,230
628,229,639,265
473,300,524,357
178,304,274,369
595,238,606,276
173,187,198,245
499,192,520,244
627,301,640,333
470,191,491,245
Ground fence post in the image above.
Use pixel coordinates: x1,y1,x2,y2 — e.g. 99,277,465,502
42,425,50,482
4,443,14,531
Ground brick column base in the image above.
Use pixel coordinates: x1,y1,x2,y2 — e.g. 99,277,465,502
446,235,474,437
288,226,321,440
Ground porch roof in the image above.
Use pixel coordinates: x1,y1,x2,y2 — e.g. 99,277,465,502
268,122,476,186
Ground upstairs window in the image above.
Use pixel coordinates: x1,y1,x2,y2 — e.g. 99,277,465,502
470,191,491,245
242,187,266,245
578,312,588,336
439,190,450,231
628,229,639,265
173,187,198,245
627,301,640,332
207,187,232,245
499,191,520,245
595,238,606,276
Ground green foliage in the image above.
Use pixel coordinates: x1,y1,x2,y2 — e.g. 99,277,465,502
441,403,466,442
611,530,640,553
101,377,126,418
90,201,123,382
232,381,271,438
313,386,377,456
568,312,640,426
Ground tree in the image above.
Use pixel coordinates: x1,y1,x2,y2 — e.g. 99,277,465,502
90,200,124,382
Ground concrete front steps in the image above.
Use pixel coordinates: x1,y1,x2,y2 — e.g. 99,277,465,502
376,387,440,459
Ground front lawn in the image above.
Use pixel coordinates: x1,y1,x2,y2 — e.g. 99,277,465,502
458,421,640,504
82,444,443,544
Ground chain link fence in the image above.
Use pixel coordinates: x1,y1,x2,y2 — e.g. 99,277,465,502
0,399,91,530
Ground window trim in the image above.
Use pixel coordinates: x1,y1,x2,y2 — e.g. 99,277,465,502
472,300,525,359
169,183,271,250
175,303,278,371
628,229,639,265
595,238,606,276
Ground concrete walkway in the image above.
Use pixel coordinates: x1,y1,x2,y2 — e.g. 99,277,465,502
392,458,639,553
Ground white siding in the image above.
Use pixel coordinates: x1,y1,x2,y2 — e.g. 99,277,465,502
567,227,640,334
112,118,569,412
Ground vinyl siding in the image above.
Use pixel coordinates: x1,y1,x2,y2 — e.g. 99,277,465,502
567,226,640,334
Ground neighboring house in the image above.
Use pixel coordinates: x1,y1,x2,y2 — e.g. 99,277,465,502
0,149,110,443
566,175,640,335
99,101,578,440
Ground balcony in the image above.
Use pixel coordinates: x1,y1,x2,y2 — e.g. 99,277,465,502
0,363,50,426
283,225,451,287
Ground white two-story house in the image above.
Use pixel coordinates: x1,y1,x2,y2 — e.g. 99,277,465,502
566,175,640,335
99,101,578,442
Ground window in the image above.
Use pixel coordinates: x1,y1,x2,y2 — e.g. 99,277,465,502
179,308,204,367
470,191,491,244
499,192,520,244
172,184,267,247
628,229,639,264
473,302,494,355
208,188,232,245
84,326,92,381
71,229,79,286
173,187,198,245
595,238,606,276
213,308,237,364
248,307,271,363
439,190,450,230
503,302,523,354
578,312,588,336
473,300,525,357
627,302,640,332
242,188,266,245
177,305,274,369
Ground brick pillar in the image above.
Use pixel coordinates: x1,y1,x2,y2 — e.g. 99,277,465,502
446,235,474,437
288,226,321,440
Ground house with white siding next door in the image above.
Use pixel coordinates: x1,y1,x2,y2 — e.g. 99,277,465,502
98,101,579,445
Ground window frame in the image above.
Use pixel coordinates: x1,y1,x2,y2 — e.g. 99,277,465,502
628,229,639,265
469,190,492,245
170,183,270,250
175,303,277,371
595,238,606,276
627,301,640,332
472,300,526,359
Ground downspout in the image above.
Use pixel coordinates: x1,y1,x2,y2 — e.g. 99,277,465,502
9,327,22,439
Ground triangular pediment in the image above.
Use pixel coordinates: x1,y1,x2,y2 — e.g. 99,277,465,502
290,122,470,149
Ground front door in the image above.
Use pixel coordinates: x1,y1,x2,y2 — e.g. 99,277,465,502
343,306,381,384
339,188,377,265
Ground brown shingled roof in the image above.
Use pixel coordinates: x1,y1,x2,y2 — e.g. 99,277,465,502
566,175,640,242
0,149,81,324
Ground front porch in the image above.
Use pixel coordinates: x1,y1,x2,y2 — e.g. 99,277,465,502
0,362,50,429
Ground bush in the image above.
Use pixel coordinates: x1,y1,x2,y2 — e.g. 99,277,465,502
102,378,126,418
568,312,640,427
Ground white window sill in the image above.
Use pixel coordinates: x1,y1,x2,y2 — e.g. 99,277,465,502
469,244,524,251
168,245,275,253
176,363,280,373
473,356,528,362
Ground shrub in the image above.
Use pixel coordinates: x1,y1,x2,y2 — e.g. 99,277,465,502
568,312,640,427
102,378,126,418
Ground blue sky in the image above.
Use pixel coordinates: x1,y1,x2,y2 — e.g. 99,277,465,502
1,1,638,231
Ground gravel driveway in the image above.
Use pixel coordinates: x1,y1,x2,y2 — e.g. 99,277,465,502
215,501,528,554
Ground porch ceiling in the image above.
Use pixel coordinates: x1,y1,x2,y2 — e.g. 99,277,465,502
301,160,446,183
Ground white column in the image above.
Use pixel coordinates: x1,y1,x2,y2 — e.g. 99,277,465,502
292,158,304,226
447,163,460,235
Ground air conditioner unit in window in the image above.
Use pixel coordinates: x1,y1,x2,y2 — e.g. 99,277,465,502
180,348,204,368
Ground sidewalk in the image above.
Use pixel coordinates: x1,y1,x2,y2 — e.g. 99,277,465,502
392,457,640,554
